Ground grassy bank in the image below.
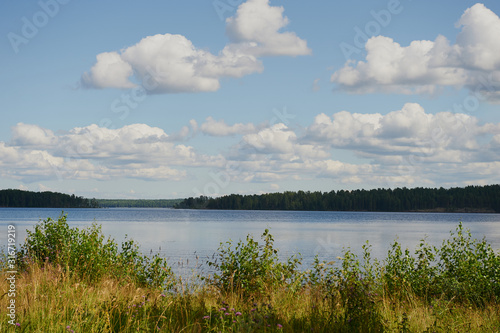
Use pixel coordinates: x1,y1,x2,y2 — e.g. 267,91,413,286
1,215,499,332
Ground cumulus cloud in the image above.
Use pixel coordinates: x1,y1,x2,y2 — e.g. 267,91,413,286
306,103,497,161
82,34,262,94
3,104,500,188
81,52,136,89
1,123,224,182
225,0,311,57
81,0,309,93
331,3,500,101
331,36,467,94
200,117,257,136
243,123,296,153
455,3,500,71
219,157,364,184
11,123,57,147
241,123,329,160
192,104,500,187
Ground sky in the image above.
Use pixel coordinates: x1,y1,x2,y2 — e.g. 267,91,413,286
1,0,500,199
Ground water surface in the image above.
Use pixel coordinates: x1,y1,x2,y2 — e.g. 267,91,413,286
1,208,499,274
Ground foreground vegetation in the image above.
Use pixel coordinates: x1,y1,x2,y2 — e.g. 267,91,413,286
176,185,500,213
1,215,499,332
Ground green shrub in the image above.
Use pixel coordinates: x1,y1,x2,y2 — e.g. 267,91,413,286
17,213,174,288
384,239,426,297
435,222,500,305
206,229,301,296
328,244,384,332
384,222,500,306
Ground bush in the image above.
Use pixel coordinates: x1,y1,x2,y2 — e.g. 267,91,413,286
384,222,500,306
324,244,384,331
17,213,174,288
435,223,500,304
206,229,301,296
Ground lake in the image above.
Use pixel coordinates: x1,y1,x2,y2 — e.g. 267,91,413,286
2,208,500,275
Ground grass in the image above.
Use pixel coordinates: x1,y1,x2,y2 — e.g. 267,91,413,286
1,214,499,332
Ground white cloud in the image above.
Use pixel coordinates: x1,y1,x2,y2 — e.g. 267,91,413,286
306,103,496,161
226,0,311,57
307,111,383,145
81,52,136,89
270,183,280,190
81,0,309,93
331,3,500,101
38,184,54,192
126,166,186,181
11,123,57,147
0,142,19,163
82,34,262,93
223,154,377,185
2,123,224,182
243,123,296,153
240,123,329,160
3,106,500,188
203,103,500,187
200,117,257,136
455,3,500,71
331,36,467,94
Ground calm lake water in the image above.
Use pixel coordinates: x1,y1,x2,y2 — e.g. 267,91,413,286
1,208,500,275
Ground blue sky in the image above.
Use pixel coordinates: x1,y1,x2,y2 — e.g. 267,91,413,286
1,0,500,199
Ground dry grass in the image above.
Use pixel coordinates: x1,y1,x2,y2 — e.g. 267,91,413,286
2,263,499,332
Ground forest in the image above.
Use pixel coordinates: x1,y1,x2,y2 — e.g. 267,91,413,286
175,185,500,213
0,189,99,208
98,199,182,208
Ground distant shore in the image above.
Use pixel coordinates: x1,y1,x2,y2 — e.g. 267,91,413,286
408,207,497,214
174,185,500,213
2,185,499,213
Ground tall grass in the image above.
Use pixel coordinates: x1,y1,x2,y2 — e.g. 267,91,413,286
1,214,499,332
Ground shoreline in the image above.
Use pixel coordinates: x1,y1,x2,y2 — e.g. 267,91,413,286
1,206,498,214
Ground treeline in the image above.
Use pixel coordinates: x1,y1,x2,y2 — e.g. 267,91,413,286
98,199,183,208
0,189,99,208
175,185,500,213
174,196,211,209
